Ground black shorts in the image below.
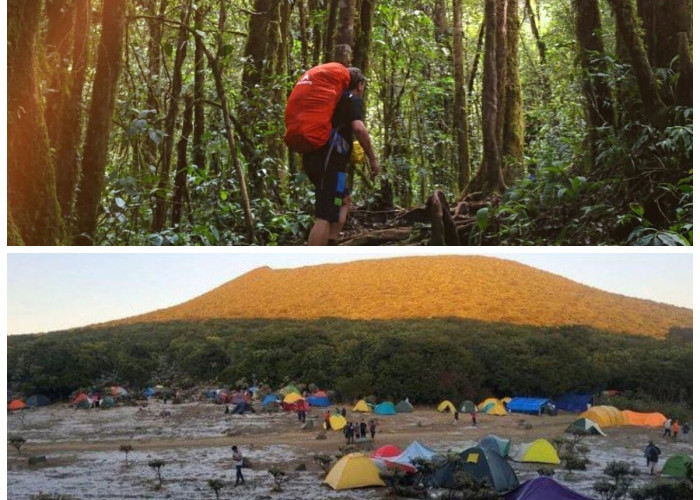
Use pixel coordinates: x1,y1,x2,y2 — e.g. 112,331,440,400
302,146,351,223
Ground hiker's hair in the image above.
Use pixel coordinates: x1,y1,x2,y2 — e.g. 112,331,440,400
348,67,366,90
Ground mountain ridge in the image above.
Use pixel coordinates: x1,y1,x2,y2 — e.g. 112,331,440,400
106,256,691,338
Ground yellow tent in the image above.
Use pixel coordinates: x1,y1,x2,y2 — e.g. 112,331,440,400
437,400,457,413
484,401,508,416
353,400,372,412
283,393,303,404
478,397,500,410
513,439,561,464
329,414,347,431
621,410,667,427
500,397,512,404
579,405,625,427
324,453,385,490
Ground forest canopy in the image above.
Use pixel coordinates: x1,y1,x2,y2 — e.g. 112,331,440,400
7,319,692,411
7,0,692,245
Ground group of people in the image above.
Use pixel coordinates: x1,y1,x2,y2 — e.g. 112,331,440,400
341,419,377,443
662,418,689,441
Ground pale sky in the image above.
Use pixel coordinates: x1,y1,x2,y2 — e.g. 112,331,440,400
6,249,693,335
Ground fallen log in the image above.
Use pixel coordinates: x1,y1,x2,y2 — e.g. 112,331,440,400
426,190,459,245
340,227,413,245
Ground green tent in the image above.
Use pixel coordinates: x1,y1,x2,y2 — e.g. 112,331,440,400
566,418,606,436
661,454,692,479
459,400,477,413
479,435,512,458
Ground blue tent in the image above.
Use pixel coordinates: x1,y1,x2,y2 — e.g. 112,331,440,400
553,394,593,413
26,395,51,407
262,394,280,406
384,441,437,471
308,395,332,407
505,476,595,500
374,401,396,415
143,387,156,397
507,398,550,415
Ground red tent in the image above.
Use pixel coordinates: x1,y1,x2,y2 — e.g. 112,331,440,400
371,445,402,459
8,399,27,411
282,399,310,412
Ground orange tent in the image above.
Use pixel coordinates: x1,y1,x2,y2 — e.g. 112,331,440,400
621,410,666,427
579,405,626,427
8,399,27,411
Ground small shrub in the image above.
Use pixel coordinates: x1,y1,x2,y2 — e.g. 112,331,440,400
207,479,225,500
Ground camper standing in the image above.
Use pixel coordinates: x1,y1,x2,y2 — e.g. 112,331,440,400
644,441,661,475
663,418,672,438
232,445,245,485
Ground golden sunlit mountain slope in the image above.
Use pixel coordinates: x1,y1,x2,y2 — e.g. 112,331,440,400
111,256,691,337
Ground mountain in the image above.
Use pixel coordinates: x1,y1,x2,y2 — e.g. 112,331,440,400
110,256,691,338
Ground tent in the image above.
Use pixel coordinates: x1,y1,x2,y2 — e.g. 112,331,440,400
101,395,116,408
230,392,250,404
566,418,606,436
553,393,593,413
478,398,500,410
110,386,129,398
437,400,457,413
579,406,625,428
482,401,508,416
513,439,561,464
507,398,551,415
621,410,667,427
479,435,512,458
353,400,372,412
143,387,156,397
282,398,309,412
26,395,51,407
374,402,396,415
283,393,303,405
395,400,414,413
501,397,512,404
8,399,27,411
372,445,402,459
430,445,519,492
261,394,280,406
505,476,596,500
661,454,692,479
383,441,437,473
279,385,301,396
329,414,347,431
71,393,91,408
459,400,477,413
324,453,385,490
308,391,332,407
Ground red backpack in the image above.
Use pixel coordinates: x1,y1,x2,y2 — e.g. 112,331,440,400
284,63,350,153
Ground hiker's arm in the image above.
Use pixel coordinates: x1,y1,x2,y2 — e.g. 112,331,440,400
352,120,379,180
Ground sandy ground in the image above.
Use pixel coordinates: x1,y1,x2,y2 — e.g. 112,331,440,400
6,400,692,499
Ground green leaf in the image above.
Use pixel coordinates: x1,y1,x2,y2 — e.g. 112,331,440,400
220,44,234,58
476,207,489,231
629,203,644,217
219,190,228,201
163,42,173,58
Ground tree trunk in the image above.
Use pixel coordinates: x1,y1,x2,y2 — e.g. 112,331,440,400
433,0,449,44
310,0,322,66
299,0,309,69
676,32,692,107
524,0,545,64
501,0,524,184
324,0,340,63
44,0,74,150
608,0,666,128
453,0,470,191
152,4,191,232
353,0,375,74
73,0,127,244
574,0,615,167
143,0,167,169
466,0,505,196
172,93,193,227
636,0,689,69
55,0,90,223
334,0,356,65
193,6,206,171
7,0,63,245
467,22,484,97
495,0,507,151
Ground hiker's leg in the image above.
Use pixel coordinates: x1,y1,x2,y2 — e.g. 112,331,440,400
308,219,330,245
329,195,351,241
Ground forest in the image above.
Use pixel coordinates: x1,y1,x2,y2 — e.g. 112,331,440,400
7,319,693,419
7,0,692,245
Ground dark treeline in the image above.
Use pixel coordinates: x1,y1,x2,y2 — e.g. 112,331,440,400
8,319,692,409
7,1,692,246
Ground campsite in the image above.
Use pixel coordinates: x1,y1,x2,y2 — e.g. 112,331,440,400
7,395,692,499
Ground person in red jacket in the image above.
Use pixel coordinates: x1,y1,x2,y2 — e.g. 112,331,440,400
303,67,379,246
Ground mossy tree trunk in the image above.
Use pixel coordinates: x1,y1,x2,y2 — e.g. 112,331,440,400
334,0,356,65
501,0,524,185
324,0,340,63
8,0,63,245
193,6,206,172
353,0,375,75
74,0,126,244
574,0,615,169
453,0,470,191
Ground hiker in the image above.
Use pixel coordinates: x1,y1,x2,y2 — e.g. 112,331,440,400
232,445,245,485
341,407,347,418
681,422,691,441
453,410,459,425
663,418,672,438
369,419,377,439
471,410,477,426
346,422,355,444
301,408,307,423
360,420,367,439
671,419,680,441
324,411,331,431
224,405,229,414
355,422,361,440
302,67,379,246
644,441,661,475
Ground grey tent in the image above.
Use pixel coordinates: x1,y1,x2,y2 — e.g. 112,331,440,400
395,400,414,413
430,446,519,492
459,400,477,413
